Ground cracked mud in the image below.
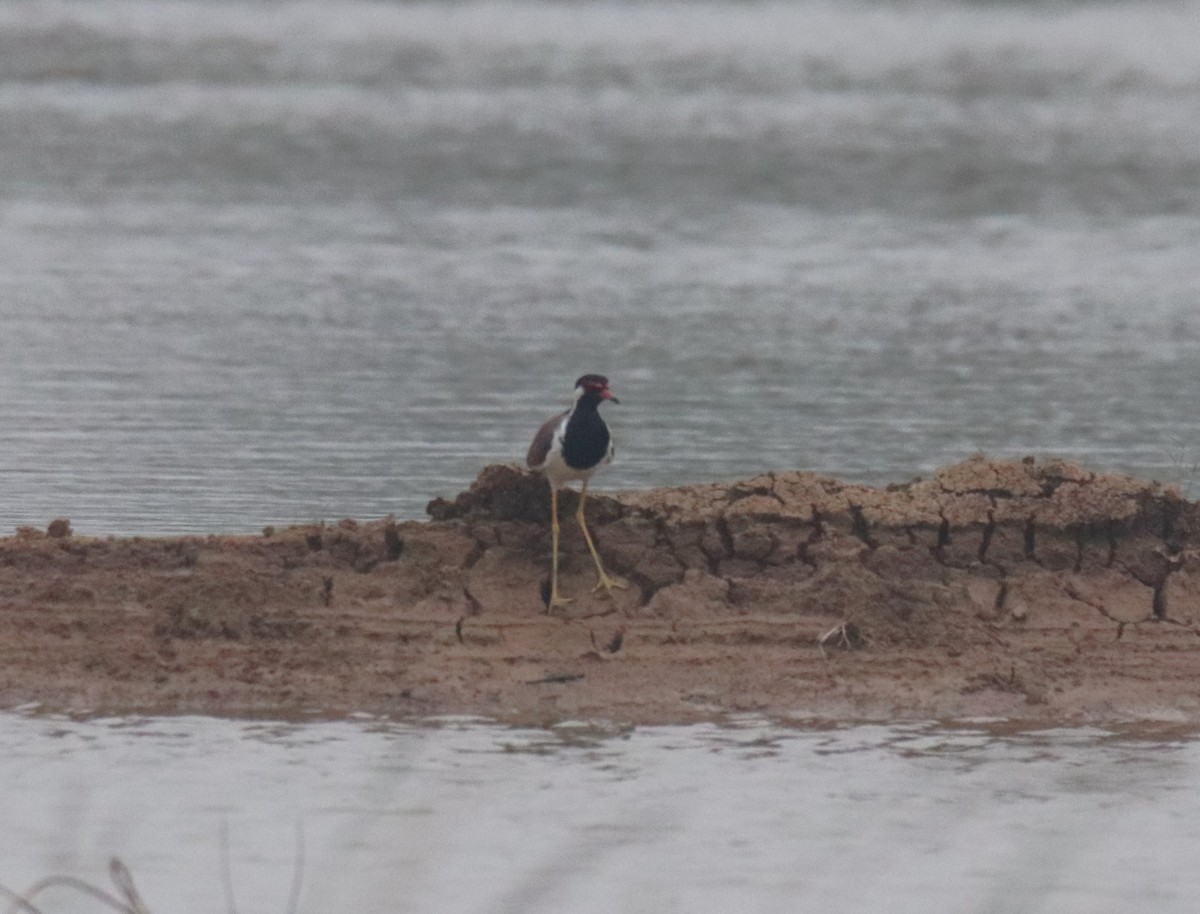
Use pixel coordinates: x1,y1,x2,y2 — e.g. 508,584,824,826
3,456,1200,725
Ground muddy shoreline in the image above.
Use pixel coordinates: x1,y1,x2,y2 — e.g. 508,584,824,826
2,456,1200,726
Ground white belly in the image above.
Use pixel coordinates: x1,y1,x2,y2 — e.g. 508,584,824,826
540,423,613,489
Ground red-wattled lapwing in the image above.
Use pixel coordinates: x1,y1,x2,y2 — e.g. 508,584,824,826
526,374,628,609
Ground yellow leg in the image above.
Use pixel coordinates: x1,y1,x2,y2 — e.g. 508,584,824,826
548,487,571,609
577,481,628,595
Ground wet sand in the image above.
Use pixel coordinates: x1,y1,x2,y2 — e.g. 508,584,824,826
2,456,1199,726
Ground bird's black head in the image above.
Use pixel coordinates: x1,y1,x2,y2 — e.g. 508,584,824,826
574,374,618,404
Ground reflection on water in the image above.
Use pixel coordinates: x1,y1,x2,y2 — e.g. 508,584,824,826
2,713,1199,913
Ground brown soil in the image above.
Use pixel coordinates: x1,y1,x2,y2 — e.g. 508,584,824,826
3,456,1200,726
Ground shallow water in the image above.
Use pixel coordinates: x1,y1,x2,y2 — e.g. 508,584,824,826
2,0,1200,534
2,713,1199,914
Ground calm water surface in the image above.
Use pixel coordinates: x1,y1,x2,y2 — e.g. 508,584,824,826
2,0,1200,533
3,713,1200,913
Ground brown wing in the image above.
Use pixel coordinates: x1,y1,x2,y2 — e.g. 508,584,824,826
526,410,566,469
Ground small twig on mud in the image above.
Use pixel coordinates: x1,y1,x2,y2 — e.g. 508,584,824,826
817,621,866,657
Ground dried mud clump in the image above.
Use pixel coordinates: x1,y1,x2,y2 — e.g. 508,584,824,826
1,456,1200,725
426,464,547,522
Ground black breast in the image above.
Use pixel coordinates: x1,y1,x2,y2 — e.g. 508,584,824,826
560,404,610,471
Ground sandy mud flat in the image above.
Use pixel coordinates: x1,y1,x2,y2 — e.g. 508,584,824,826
2,456,1199,727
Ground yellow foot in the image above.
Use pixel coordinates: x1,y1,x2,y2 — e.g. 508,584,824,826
545,594,573,612
593,573,629,594
540,578,573,612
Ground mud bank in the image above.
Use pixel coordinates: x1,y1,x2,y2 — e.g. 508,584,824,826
3,456,1200,726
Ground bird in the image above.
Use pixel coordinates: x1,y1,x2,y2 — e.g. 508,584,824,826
526,374,627,609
